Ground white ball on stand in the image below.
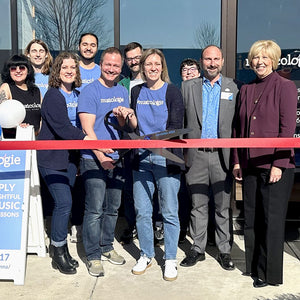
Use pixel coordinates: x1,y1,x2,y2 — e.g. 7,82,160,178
0,99,26,128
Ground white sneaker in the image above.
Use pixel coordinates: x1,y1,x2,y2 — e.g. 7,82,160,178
132,255,152,275
70,225,82,243
164,260,178,281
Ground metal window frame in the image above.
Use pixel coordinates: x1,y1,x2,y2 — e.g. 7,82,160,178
221,0,237,78
114,0,120,48
11,0,237,77
10,0,19,54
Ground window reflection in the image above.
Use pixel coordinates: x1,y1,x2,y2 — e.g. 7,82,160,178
236,0,300,164
120,0,221,87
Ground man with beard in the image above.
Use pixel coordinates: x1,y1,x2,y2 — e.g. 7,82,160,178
69,33,101,244
78,33,101,91
180,45,242,271
119,42,144,101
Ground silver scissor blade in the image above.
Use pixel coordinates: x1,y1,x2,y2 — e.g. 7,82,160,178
149,148,184,164
127,132,143,140
144,128,192,140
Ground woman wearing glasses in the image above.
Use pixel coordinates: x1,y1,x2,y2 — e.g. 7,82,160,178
0,54,41,136
180,58,200,81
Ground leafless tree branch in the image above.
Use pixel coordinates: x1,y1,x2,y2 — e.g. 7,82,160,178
31,0,111,51
194,22,220,49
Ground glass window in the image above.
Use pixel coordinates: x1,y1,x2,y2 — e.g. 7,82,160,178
17,0,113,56
120,0,221,87
0,0,11,79
236,0,300,164
237,0,300,84
0,0,11,50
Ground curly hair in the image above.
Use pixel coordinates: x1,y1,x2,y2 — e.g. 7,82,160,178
1,54,37,94
24,39,53,75
48,52,81,89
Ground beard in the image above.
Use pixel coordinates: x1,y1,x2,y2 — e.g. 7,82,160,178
81,52,97,61
204,67,221,80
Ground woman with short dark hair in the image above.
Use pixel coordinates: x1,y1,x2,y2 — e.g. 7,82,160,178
0,54,41,135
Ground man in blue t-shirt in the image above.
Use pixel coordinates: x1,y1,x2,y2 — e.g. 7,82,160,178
78,33,101,91
69,33,102,244
78,47,129,277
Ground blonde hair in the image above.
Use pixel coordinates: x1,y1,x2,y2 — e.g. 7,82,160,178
140,48,170,83
248,40,281,70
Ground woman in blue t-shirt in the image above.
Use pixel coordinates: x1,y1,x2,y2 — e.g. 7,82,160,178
114,48,184,281
37,52,93,275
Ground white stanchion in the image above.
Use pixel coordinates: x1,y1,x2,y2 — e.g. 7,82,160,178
0,126,46,285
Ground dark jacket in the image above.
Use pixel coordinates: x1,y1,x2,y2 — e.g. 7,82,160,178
232,72,297,169
37,87,85,170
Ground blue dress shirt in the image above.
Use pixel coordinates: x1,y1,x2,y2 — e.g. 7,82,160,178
201,76,222,139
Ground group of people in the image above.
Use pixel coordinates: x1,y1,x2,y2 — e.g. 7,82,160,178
0,35,297,288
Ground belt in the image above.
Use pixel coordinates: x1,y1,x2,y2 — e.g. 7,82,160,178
198,148,219,152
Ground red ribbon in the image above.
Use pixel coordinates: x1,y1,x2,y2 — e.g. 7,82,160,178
0,138,299,150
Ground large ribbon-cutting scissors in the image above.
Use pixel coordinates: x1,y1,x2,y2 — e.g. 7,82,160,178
104,110,192,164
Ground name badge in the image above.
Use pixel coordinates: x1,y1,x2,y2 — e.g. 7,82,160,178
221,92,233,101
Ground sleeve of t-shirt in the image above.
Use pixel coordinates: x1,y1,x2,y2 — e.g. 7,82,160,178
77,84,97,115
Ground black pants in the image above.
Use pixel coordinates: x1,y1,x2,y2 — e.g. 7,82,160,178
243,167,294,285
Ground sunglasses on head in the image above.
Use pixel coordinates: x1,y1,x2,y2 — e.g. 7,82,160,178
9,65,27,72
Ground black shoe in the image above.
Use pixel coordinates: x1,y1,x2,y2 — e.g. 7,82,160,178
217,253,235,271
49,244,79,268
63,244,79,268
52,245,77,275
253,278,268,288
180,250,205,267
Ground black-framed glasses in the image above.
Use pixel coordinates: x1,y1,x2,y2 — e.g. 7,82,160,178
9,65,27,72
126,55,142,62
181,66,198,73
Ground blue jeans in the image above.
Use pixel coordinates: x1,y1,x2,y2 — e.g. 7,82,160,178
133,151,180,260
123,152,136,229
39,163,77,246
80,158,124,261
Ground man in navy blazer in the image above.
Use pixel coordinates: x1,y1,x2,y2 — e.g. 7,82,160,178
180,45,242,270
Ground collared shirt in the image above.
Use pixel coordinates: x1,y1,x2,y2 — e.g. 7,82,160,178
201,76,222,139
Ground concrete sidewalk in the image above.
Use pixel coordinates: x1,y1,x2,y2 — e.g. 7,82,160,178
1,218,300,300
